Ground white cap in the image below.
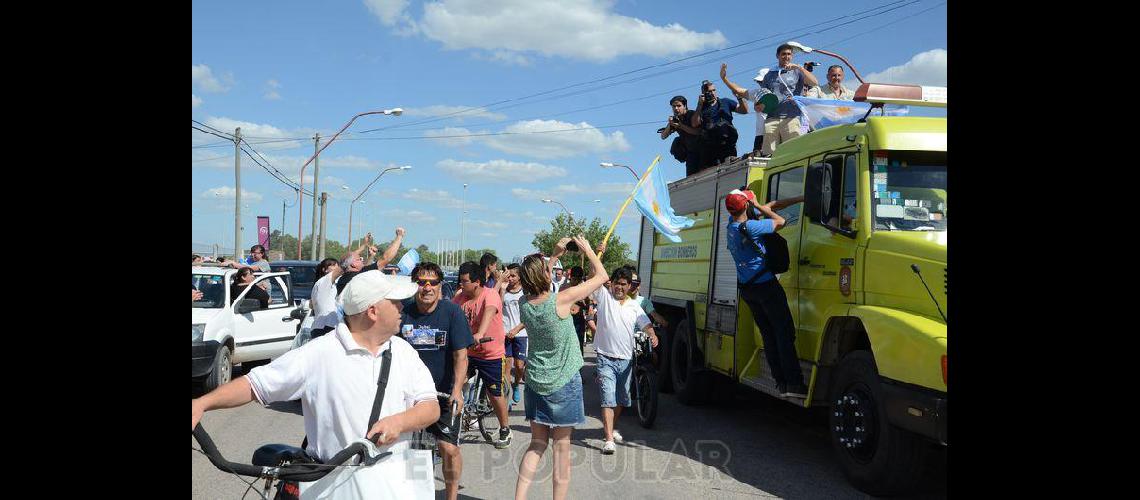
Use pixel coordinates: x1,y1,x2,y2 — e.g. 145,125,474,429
754,67,771,83
338,270,418,316
552,259,563,270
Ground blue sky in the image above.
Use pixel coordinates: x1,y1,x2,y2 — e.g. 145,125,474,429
192,0,947,262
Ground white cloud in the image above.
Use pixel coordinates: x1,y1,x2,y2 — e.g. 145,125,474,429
381,208,437,223
510,188,551,201
468,220,508,229
865,49,947,87
192,64,233,93
482,120,630,159
363,0,411,26
554,183,635,195
415,0,727,63
403,105,507,122
204,116,307,150
192,94,202,108
425,127,477,147
479,232,499,238
437,159,567,183
201,186,263,203
263,79,283,100
402,188,486,210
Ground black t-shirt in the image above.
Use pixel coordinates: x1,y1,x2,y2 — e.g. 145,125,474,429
674,110,701,148
230,284,269,309
399,299,475,393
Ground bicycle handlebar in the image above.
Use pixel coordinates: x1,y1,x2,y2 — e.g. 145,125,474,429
193,423,378,482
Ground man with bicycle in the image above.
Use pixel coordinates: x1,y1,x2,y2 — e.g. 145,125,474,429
589,261,659,455
191,271,440,482
400,262,475,500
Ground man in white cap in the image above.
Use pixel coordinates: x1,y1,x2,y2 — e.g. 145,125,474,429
551,259,566,292
191,270,440,468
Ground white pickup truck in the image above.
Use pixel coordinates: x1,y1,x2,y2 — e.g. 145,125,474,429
192,266,309,392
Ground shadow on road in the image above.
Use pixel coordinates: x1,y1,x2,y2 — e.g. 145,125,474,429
569,344,947,499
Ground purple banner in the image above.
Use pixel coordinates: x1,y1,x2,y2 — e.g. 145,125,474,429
257,216,270,250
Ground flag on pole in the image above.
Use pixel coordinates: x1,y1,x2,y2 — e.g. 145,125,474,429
631,161,696,242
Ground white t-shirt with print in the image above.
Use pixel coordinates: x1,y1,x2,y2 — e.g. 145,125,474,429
590,287,651,360
501,289,527,338
247,324,436,463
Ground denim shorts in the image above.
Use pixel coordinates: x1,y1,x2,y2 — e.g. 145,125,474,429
596,354,633,407
524,372,586,428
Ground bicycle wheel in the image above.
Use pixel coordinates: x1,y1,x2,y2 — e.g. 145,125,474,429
635,365,659,428
476,390,495,443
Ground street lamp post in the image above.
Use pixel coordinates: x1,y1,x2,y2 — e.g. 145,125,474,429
460,183,468,264
295,107,403,260
346,165,412,246
600,162,640,180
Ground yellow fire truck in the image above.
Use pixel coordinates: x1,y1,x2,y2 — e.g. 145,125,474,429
637,83,946,495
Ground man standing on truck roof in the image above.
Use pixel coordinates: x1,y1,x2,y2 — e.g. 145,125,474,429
724,188,808,398
755,43,819,157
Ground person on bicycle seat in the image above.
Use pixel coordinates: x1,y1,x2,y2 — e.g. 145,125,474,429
453,261,513,449
191,271,440,475
399,262,474,500
589,261,658,455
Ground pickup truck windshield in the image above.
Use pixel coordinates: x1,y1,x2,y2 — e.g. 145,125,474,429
192,273,227,308
871,150,946,232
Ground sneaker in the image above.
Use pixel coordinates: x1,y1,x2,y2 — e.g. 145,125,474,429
601,440,616,455
612,430,623,444
512,383,523,404
782,384,809,399
495,427,512,449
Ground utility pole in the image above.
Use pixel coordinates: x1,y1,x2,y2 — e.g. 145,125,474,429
234,127,242,261
318,192,329,260
460,183,468,264
309,133,320,260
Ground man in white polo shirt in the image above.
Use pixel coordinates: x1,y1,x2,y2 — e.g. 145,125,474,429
191,270,440,466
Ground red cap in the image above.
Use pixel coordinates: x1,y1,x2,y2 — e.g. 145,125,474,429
725,189,755,212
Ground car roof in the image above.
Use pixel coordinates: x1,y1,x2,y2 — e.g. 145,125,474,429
270,260,320,266
193,266,231,276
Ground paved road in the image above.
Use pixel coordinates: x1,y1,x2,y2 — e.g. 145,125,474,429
193,346,946,499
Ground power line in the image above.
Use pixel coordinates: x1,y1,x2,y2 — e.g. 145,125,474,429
331,120,661,141
356,0,918,134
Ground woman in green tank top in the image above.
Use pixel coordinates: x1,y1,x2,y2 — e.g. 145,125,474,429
513,235,610,500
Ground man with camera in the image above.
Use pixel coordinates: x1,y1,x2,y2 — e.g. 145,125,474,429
659,95,704,176
692,79,747,171
724,188,808,398
755,43,819,157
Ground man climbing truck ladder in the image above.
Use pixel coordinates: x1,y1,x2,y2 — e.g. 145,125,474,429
637,82,946,496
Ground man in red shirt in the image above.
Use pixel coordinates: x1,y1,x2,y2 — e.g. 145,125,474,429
453,261,512,448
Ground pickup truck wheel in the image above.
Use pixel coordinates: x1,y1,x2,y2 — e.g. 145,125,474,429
672,320,710,405
829,351,926,496
203,345,233,394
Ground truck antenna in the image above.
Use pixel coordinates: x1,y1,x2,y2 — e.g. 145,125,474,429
910,264,947,324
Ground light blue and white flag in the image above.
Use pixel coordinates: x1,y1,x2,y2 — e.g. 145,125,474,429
396,248,420,276
632,164,696,243
794,96,911,131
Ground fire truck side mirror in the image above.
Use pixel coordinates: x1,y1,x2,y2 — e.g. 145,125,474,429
804,163,832,223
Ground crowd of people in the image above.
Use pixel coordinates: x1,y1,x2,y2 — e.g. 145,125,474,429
192,229,664,500
661,43,855,176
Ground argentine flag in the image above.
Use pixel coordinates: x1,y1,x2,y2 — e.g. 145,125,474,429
396,248,420,276
632,165,696,242
793,96,910,131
